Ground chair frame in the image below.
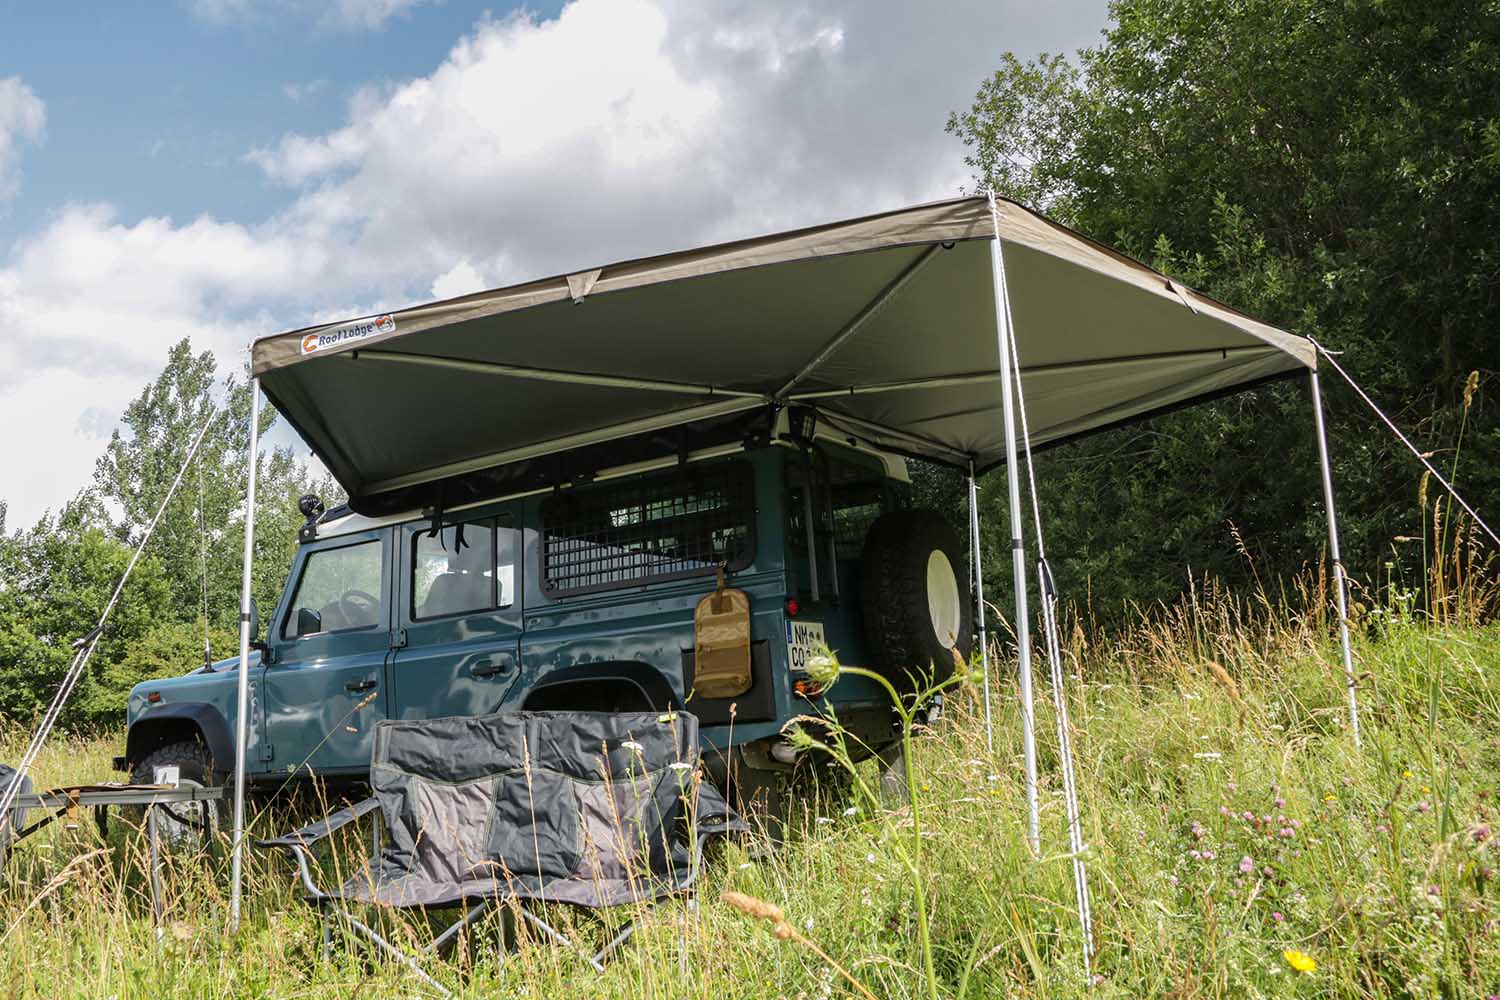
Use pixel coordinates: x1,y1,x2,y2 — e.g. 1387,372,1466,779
261,792,741,997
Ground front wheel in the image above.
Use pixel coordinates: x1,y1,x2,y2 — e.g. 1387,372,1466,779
128,740,222,851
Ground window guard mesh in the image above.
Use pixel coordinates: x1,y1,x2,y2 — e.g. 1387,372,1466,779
541,461,755,596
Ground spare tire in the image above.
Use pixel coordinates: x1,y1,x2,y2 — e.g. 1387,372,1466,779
859,509,973,691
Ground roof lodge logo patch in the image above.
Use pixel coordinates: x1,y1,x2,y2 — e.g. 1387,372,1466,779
300,314,396,355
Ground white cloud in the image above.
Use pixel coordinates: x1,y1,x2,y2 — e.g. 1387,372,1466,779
4,0,1107,527
281,79,329,103
323,0,433,30
189,0,435,30
0,76,45,205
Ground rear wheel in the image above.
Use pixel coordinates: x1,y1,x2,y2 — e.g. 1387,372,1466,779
129,740,222,851
859,509,973,692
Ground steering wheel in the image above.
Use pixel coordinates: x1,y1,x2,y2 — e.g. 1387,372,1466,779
338,589,380,626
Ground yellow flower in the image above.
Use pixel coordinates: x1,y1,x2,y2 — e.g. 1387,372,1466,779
1323,794,1337,803
1283,949,1318,973
1403,770,1413,779
1421,786,1431,794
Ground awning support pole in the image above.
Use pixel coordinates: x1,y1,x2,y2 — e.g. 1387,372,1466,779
968,463,994,753
229,378,261,930
987,201,1040,852
1309,370,1361,746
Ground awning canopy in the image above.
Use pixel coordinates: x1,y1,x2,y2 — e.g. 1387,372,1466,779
251,196,1313,513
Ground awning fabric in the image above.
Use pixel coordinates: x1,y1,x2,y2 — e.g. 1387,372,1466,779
251,196,1313,511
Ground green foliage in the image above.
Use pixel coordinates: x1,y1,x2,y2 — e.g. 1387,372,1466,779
0,503,174,728
948,0,1500,620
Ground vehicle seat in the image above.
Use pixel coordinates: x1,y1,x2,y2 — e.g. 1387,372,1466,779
420,533,491,617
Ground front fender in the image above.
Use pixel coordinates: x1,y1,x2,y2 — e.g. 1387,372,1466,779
124,702,236,777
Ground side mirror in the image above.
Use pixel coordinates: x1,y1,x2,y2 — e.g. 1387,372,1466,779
247,598,261,644
296,607,322,638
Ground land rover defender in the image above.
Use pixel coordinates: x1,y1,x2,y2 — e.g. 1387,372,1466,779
117,413,973,817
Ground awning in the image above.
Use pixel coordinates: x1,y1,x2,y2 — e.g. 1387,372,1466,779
251,195,1313,512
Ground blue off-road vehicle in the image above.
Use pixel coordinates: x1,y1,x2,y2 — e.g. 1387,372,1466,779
117,412,972,817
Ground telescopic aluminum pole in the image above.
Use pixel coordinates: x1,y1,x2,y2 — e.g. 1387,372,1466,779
229,378,261,929
987,204,1040,852
1309,370,1361,746
968,465,994,753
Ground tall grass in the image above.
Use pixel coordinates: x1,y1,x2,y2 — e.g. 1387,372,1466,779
2,568,1499,997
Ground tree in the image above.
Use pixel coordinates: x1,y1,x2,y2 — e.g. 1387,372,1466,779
0,499,175,727
948,0,1500,618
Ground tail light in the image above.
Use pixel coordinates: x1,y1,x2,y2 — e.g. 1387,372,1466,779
785,597,800,617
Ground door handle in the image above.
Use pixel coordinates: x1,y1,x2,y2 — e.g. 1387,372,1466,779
471,662,506,679
345,679,378,693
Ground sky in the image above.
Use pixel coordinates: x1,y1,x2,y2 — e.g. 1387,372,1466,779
0,0,1110,530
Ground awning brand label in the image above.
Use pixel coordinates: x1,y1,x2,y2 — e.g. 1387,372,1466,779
300,314,396,355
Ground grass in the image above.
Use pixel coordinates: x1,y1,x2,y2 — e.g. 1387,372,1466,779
2,595,1499,998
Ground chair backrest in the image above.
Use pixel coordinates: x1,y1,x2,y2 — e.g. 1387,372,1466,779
368,710,701,903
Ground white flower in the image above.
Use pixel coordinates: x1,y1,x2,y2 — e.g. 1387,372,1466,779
843,806,857,816
804,917,814,930
621,740,644,753
865,853,876,864
668,762,692,772
816,816,832,825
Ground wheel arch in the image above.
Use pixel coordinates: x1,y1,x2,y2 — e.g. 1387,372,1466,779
518,662,680,713
125,703,236,777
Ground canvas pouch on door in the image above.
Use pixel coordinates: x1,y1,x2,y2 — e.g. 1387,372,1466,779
693,576,752,699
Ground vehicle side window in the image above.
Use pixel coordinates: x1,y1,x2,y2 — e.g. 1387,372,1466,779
412,517,516,619
282,539,384,639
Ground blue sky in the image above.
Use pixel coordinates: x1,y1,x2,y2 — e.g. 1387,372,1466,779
0,0,1110,528
0,2,547,239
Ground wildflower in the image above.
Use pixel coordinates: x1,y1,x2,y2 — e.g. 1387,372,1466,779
1375,824,1389,834
1091,974,1106,987
1421,785,1431,794
1283,950,1318,973
1275,798,1286,809
1239,855,1255,874
669,762,692,772
1403,770,1413,779
1220,805,1231,817
1416,800,1432,814
805,647,841,687
1473,824,1491,843
843,806,857,817
816,817,832,825
1188,850,1202,860
1272,911,1285,923
865,853,876,864
1227,780,1238,792
1168,875,1179,887
621,740,644,753
1323,794,1336,803
1190,821,1206,840
1203,850,1216,861
1243,810,1255,822
1342,775,1354,787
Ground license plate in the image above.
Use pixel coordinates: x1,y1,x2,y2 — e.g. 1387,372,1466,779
786,620,827,672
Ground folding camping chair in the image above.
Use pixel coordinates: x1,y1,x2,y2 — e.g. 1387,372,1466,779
259,710,744,995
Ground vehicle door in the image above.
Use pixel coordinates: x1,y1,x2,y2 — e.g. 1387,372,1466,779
261,528,393,776
390,509,523,720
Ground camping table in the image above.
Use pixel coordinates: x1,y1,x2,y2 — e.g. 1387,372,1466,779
3,782,228,929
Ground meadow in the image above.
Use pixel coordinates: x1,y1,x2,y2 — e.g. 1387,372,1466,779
1,581,1496,999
